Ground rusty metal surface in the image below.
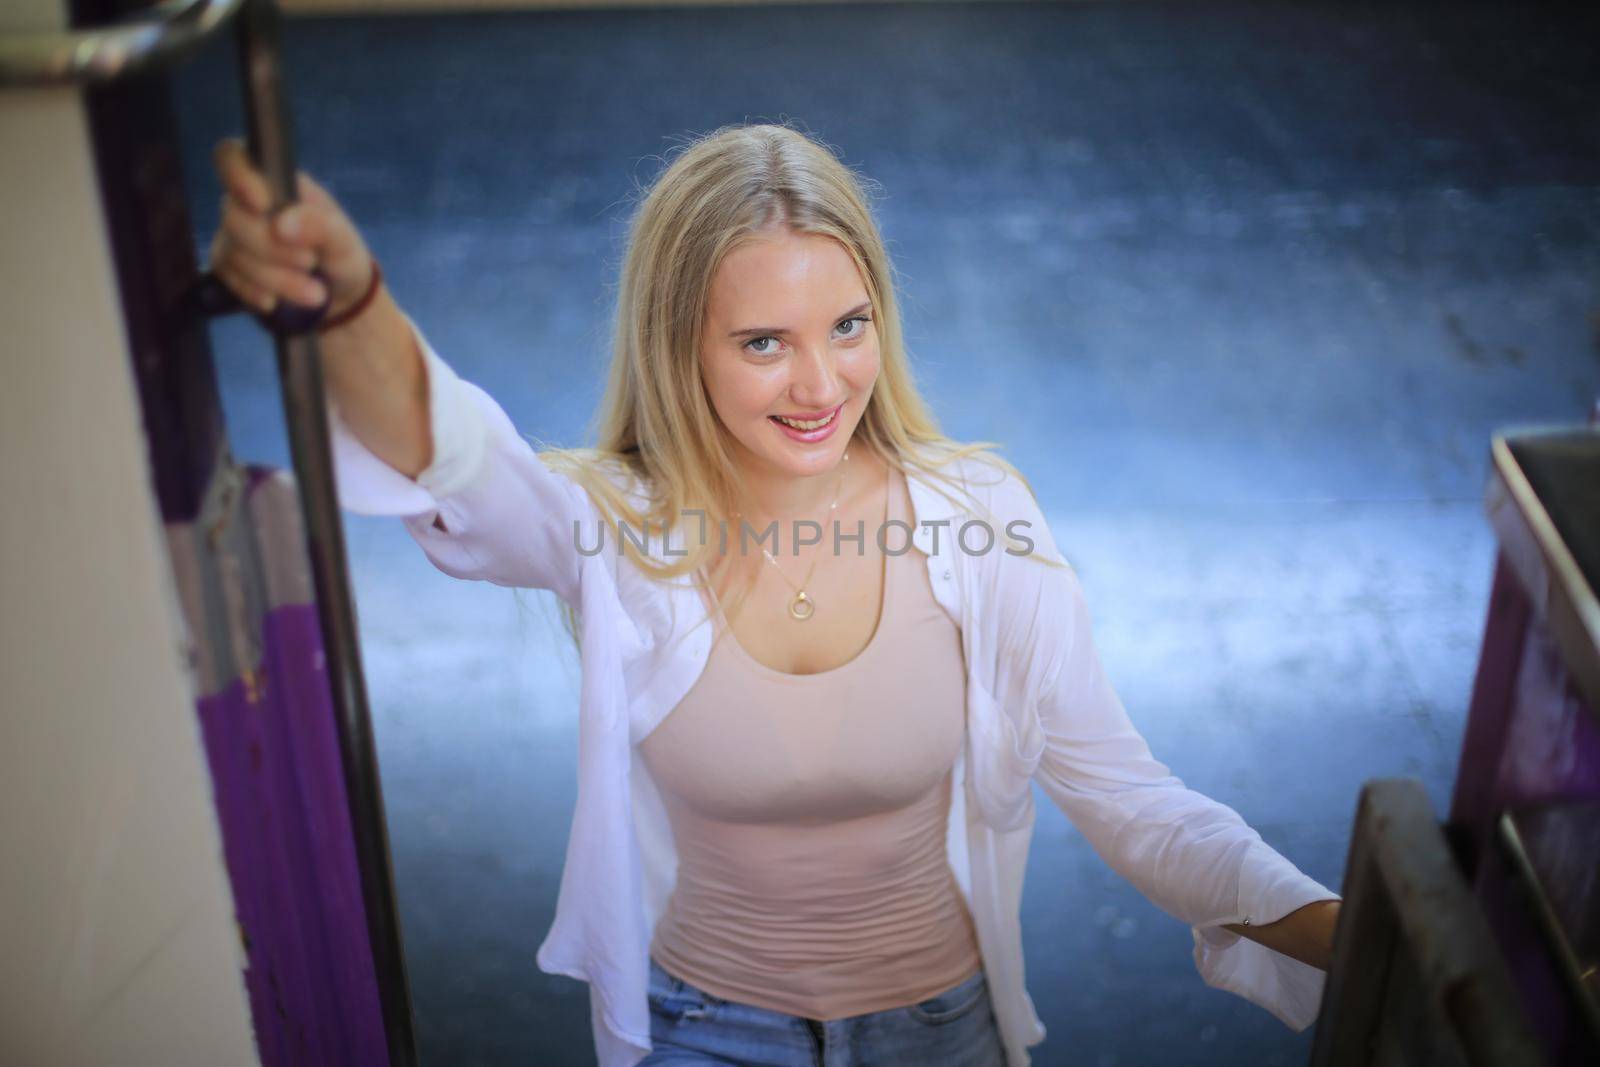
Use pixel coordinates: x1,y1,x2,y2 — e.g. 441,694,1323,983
1311,778,1541,1067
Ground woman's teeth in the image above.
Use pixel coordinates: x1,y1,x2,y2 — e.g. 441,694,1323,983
773,408,837,431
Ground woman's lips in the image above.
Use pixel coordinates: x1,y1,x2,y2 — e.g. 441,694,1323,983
769,402,843,442
774,402,843,421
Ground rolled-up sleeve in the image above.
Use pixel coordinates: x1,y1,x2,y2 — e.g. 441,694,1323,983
327,313,599,608
995,476,1340,1031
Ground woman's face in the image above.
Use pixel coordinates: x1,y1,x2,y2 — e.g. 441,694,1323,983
699,226,880,485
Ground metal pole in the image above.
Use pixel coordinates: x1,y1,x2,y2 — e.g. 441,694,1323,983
233,2,419,1062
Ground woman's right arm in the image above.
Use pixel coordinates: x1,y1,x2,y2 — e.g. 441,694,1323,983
325,303,600,609
208,137,598,607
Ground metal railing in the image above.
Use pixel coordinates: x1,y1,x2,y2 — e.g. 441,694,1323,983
0,0,244,86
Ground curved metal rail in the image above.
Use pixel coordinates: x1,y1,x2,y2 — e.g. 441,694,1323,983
0,0,245,87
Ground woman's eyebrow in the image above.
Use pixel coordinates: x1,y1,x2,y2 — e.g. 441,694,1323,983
728,300,873,339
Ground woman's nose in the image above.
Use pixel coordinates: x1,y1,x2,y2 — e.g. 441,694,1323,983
788,341,840,403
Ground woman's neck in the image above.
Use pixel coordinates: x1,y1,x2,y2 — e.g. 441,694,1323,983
731,443,883,532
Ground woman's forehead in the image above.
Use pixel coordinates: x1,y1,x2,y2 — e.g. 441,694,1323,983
708,232,867,321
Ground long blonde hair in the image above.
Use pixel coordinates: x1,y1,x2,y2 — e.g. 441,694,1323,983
534,121,1064,644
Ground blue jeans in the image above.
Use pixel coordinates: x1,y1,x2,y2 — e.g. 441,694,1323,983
640,956,1008,1067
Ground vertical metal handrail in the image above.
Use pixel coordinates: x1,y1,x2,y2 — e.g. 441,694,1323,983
231,1,418,1062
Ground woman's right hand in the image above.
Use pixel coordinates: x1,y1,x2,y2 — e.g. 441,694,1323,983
207,136,375,320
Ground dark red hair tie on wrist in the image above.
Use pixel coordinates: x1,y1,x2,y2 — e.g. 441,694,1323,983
315,257,383,334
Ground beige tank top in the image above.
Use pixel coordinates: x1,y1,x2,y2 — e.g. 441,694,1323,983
638,465,983,1021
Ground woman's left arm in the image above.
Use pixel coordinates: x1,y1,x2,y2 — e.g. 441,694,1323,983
980,470,1341,1027
1022,557,1342,964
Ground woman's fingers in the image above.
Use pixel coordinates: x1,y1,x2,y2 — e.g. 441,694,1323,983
267,201,330,252
211,141,316,288
209,217,327,309
222,194,318,270
291,166,335,209
212,259,278,314
213,136,324,261
211,136,311,209
208,135,371,313
212,137,270,212
216,206,330,303
221,247,329,308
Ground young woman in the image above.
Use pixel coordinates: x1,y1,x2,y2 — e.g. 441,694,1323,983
208,122,1342,1067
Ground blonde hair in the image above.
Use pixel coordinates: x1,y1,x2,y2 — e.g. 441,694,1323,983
533,121,1065,644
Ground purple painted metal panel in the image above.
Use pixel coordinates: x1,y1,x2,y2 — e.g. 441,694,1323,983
198,677,301,1064
1498,624,1600,806
1475,811,1599,1064
1450,551,1535,857
1447,436,1600,1062
1451,552,1600,866
1451,439,1600,847
190,581,387,1064
262,598,389,1065
1477,857,1580,1062
1499,804,1600,1063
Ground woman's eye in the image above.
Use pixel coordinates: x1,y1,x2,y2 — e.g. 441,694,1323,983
743,316,870,356
838,315,876,340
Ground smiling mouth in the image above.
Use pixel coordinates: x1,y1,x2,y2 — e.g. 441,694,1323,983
769,403,842,431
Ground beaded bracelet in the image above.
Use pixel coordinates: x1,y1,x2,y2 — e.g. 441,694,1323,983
316,257,384,334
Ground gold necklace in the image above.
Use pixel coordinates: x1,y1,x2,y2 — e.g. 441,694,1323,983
736,450,850,621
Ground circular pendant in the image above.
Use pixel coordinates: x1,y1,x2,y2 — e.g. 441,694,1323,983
789,591,815,621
